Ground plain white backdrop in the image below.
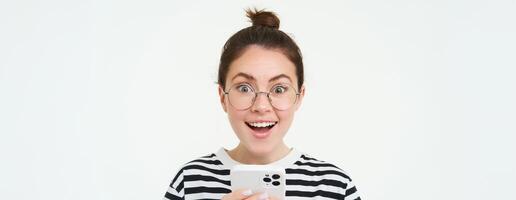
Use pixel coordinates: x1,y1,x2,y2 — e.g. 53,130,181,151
1,0,515,199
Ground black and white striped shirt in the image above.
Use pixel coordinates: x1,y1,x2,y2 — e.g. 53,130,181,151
164,148,361,200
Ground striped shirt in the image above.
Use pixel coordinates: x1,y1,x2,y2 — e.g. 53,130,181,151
164,148,361,200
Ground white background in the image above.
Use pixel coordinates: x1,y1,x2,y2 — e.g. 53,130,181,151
1,0,515,200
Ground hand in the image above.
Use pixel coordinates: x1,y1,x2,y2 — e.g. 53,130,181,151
222,189,279,200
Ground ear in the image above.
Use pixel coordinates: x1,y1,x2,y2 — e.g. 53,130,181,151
218,85,228,113
294,85,305,111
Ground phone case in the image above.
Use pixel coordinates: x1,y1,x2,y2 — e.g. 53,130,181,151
230,164,286,199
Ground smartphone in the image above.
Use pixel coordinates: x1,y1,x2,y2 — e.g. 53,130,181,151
230,164,286,200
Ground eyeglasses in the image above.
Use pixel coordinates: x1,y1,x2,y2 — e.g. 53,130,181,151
224,83,300,111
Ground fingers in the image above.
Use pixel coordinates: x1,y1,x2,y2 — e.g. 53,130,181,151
244,192,269,200
222,189,254,200
247,193,283,200
221,189,274,200
266,196,280,200
222,189,282,200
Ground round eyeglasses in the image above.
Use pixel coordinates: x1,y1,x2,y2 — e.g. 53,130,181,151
224,83,300,111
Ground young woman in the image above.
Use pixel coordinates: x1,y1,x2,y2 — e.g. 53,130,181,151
164,9,361,200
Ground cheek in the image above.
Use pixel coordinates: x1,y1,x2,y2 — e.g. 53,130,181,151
276,111,294,129
227,108,247,124
277,110,295,124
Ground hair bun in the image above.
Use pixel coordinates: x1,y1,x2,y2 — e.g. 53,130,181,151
246,8,280,29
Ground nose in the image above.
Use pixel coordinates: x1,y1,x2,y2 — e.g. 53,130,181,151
251,92,273,112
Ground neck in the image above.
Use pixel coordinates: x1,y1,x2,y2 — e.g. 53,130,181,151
228,143,291,165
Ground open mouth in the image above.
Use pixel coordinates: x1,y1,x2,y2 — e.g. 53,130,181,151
245,121,277,133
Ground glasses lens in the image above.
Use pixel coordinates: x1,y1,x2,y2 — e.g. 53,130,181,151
228,84,255,110
269,85,297,110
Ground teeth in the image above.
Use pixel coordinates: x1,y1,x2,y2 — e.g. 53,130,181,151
248,122,276,128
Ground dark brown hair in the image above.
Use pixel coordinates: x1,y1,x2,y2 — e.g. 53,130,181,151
218,8,304,91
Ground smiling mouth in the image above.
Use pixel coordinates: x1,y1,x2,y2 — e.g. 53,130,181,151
245,121,277,132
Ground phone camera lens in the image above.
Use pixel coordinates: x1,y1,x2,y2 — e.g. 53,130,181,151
272,174,280,179
263,177,272,182
272,181,280,186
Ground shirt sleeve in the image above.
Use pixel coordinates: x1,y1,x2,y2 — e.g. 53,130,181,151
343,178,361,200
163,168,185,200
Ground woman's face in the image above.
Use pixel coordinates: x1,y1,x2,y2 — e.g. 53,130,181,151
218,45,304,156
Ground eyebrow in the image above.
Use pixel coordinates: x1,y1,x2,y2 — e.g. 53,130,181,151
231,72,293,83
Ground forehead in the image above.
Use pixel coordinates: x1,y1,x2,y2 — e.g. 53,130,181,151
227,46,297,84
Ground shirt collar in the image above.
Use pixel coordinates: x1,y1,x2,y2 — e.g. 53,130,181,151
216,147,302,169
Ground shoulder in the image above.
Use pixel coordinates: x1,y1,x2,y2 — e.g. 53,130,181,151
184,153,223,167
169,152,224,181
177,153,228,175
287,152,361,199
164,153,230,200
288,152,357,189
293,153,354,180
165,154,224,189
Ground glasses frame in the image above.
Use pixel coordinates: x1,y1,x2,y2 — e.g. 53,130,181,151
224,83,300,111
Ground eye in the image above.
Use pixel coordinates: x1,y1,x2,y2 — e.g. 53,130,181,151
272,85,288,94
236,84,253,93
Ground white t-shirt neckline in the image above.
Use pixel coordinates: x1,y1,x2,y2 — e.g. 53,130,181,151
216,147,302,169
